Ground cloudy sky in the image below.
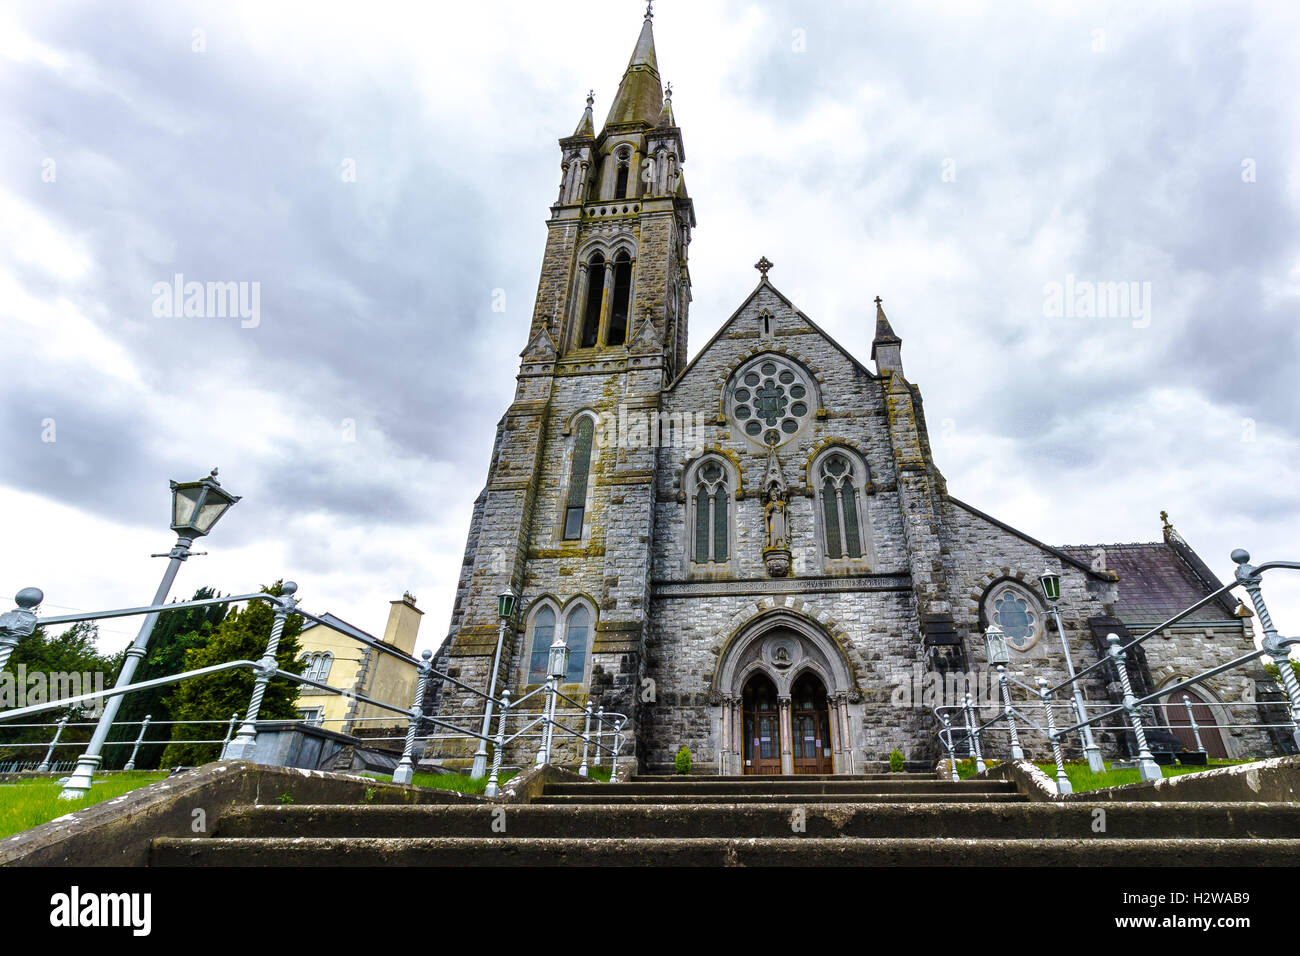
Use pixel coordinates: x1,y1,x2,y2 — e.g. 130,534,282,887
2,0,1297,658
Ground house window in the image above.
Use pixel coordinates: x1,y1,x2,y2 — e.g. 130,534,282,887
527,606,556,683
563,417,595,540
691,460,730,564
299,651,333,684
297,707,324,726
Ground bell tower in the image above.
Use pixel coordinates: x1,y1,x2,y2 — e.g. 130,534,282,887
522,3,695,377
433,7,694,770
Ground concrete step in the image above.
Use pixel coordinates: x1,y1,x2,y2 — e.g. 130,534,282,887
532,792,1030,805
628,773,941,782
213,802,1300,841
151,835,1300,867
544,779,1017,796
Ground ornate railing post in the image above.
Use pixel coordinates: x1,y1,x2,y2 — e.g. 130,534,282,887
579,702,593,777
610,722,623,781
1235,550,1300,750
393,649,433,785
224,582,298,761
963,692,985,774
485,690,510,798
941,714,960,782
998,665,1024,760
536,676,555,765
123,715,152,772
1037,678,1073,794
37,715,68,773
0,588,42,673
1106,634,1162,782
1183,695,1205,753
592,706,604,767
222,711,241,750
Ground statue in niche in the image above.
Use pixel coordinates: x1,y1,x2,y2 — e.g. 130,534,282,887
764,487,788,549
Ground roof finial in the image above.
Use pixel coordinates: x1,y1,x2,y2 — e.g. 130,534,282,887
754,255,773,280
586,89,595,107
664,80,672,100
1160,510,1171,529
645,0,654,19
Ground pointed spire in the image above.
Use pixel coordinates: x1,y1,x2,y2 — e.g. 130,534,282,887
604,9,663,129
656,81,676,127
573,89,595,138
871,296,904,373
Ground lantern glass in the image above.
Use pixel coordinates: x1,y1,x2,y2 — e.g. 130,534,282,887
497,590,517,619
1039,570,1061,602
548,640,570,680
169,474,239,537
984,625,1010,667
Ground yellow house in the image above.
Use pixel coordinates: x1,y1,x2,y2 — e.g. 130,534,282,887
294,592,424,740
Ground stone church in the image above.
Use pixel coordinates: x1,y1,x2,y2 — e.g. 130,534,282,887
428,10,1284,773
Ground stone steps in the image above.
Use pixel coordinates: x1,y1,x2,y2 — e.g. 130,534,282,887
545,779,1017,797
150,835,1300,867
211,802,1300,840
533,792,1030,805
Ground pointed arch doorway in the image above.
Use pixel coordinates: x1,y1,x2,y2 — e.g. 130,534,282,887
741,674,782,775
790,672,834,774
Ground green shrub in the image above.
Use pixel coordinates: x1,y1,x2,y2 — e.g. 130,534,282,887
889,747,906,773
674,745,692,775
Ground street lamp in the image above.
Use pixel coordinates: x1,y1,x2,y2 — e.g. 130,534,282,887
536,629,571,765
1038,566,1104,774
60,469,239,800
984,625,1024,760
471,588,516,779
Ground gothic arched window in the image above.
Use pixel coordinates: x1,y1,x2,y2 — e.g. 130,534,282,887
563,604,590,684
299,651,333,684
580,254,605,348
562,416,595,540
686,457,734,567
815,451,872,562
606,251,632,345
614,163,629,199
527,605,557,683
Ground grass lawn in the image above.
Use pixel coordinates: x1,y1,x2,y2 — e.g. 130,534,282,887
951,757,1247,791
0,772,170,840
363,764,613,794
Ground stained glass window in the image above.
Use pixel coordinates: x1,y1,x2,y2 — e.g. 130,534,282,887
565,606,589,683
727,355,815,447
563,417,594,540
528,607,556,683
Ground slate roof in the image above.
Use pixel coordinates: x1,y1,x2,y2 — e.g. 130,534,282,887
1058,541,1237,625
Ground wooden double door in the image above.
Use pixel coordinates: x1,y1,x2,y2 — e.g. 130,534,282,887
742,672,834,775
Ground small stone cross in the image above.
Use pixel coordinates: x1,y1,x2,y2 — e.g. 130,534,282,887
754,256,773,279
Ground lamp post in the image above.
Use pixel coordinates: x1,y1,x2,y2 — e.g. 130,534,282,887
984,624,1024,761
1038,568,1105,774
471,589,516,779
537,630,570,765
0,587,44,673
60,470,239,799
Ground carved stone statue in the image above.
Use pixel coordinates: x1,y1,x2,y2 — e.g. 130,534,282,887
764,488,788,549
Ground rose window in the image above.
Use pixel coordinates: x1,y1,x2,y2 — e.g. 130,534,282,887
727,356,815,447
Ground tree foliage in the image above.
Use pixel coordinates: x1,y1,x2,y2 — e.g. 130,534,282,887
159,582,305,767
102,587,232,770
0,621,119,766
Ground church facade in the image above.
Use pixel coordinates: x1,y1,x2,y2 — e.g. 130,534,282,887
428,11,1284,773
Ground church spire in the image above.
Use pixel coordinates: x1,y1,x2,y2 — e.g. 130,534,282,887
573,90,595,138
871,296,903,374
603,7,663,129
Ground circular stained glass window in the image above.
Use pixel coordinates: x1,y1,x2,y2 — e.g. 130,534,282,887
726,355,816,447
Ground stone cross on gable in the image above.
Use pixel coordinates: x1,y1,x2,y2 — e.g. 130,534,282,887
754,256,773,279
